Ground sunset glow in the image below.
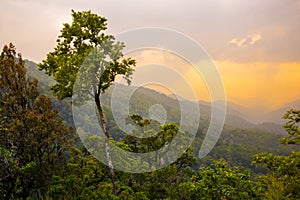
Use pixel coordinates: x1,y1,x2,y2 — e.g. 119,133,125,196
1,0,299,110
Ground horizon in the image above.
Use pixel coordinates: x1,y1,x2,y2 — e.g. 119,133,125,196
25,57,299,116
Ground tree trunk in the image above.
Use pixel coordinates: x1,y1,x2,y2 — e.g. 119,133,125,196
95,95,118,196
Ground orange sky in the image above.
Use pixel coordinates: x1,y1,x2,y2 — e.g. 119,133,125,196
1,0,299,110
125,50,300,110
215,61,300,109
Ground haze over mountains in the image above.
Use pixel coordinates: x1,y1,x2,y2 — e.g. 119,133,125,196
25,59,298,135
169,90,299,126
224,100,300,125
24,58,300,170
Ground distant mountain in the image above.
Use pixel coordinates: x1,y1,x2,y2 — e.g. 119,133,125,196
281,99,300,109
170,94,285,134
261,100,300,124
25,59,55,87
23,59,298,172
221,101,268,124
24,59,288,134
25,58,298,127
222,99,300,125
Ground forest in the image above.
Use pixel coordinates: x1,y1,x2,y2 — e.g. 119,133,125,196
0,10,299,200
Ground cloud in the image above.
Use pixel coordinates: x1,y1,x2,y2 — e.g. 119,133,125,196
1,0,300,110
1,0,299,63
228,34,262,48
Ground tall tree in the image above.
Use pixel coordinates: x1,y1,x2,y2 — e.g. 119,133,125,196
38,10,136,195
0,43,73,199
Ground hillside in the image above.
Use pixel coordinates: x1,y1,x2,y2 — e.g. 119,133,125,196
24,59,289,139
23,59,297,172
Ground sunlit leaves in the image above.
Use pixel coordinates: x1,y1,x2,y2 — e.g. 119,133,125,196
39,10,136,101
282,109,300,145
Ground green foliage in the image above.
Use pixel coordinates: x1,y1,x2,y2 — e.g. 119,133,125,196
39,10,136,195
47,147,104,199
253,151,300,198
46,147,149,200
281,109,300,145
2,20,300,199
260,174,293,200
123,115,197,169
181,159,263,200
39,10,136,101
34,55,297,168
252,109,300,199
0,43,74,199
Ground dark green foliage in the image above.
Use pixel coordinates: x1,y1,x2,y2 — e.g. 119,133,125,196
21,57,300,199
2,9,300,199
170,159,264,200
46,146,150,200
252,109,300,199
0,44,74,199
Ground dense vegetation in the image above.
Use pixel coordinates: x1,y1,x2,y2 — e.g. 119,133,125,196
1,10,299,200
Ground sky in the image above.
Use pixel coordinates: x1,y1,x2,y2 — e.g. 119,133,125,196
1,0,300,110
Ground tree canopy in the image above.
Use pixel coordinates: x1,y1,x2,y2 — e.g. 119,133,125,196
1,9,299,200
0,43,74,199
38,10,136,195
38,9,135,101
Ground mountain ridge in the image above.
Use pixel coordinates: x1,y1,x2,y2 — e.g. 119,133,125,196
24,59,290,136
